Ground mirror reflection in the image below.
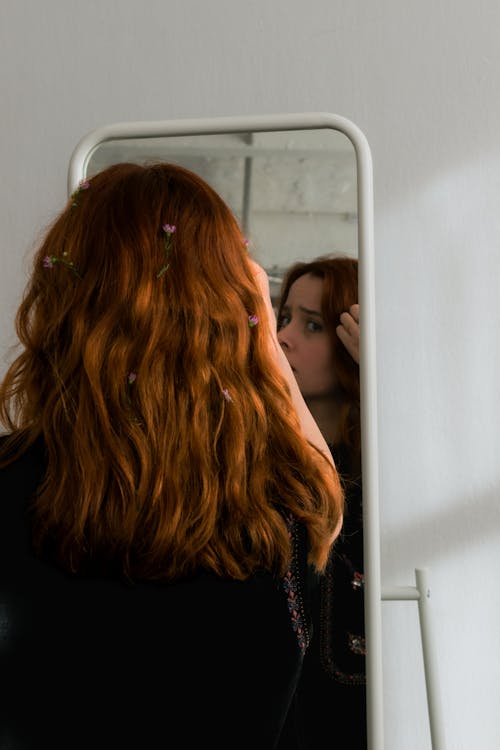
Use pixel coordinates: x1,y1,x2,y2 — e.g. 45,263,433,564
276,254,365,747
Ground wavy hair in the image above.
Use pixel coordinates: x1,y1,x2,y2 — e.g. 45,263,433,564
0,162,343,580
277,255,361,474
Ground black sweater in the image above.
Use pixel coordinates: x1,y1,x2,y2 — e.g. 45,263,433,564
0,437,315,750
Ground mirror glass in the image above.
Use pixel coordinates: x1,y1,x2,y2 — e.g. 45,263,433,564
86,128,358,303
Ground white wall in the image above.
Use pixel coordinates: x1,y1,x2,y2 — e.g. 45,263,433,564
2,1,499,748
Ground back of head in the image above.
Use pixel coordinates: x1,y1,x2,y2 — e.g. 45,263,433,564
0,163,343,580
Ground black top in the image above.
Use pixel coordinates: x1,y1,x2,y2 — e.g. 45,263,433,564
0,437,316,750
279,443,366,749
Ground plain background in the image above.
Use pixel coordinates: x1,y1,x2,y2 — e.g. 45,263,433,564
1,2,499,748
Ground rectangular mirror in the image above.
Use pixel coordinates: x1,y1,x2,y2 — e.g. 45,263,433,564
68,112,381,749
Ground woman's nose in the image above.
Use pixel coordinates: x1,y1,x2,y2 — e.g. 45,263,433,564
277,328,291,350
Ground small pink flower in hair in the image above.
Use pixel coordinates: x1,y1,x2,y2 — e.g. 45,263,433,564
157,224,177,278
71,179,90,207
42,251,82,279
125,371,138,410
222,388,232,402
243,238,249,251
248,314,259,327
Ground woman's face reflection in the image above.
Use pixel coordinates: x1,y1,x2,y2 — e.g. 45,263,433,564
277,273,337,400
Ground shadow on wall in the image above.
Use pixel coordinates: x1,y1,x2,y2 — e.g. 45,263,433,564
382,485,500,570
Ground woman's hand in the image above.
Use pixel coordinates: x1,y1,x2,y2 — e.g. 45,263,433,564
336,303,360,364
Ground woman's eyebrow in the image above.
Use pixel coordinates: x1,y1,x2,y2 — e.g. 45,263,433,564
299,305,323,317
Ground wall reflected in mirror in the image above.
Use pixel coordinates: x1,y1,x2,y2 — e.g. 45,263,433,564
86,128,358,303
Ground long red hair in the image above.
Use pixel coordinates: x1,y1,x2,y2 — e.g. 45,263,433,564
0,162,343,580
278,255,361,475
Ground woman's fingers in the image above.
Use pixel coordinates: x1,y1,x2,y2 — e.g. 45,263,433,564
336,308,360,364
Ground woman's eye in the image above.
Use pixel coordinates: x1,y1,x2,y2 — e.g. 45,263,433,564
306,320,323,332
277,314,290,330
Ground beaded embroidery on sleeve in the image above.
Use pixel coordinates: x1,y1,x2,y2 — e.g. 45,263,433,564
282,513,311,655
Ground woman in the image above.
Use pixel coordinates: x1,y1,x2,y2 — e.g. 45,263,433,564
0,163,344,750
276,255,366,748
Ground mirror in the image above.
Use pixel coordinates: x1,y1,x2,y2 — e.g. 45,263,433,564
67,112,381,749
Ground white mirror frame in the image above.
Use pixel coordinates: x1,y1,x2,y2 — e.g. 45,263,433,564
67,112,383,750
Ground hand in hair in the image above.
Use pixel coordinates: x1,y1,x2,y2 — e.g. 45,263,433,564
337,303,360,364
